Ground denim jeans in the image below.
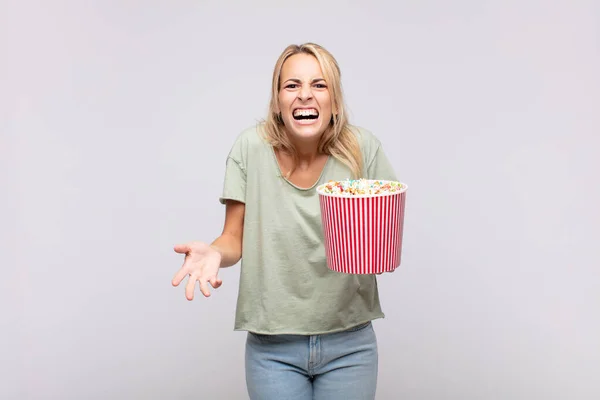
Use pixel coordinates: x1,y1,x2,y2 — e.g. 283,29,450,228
245,321,378,400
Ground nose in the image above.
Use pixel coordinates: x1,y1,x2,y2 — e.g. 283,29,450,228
298,84,313,101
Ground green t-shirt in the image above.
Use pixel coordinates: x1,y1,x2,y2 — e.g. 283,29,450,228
219,123,398,335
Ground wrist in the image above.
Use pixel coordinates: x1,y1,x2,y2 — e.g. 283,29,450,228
209,244,224,259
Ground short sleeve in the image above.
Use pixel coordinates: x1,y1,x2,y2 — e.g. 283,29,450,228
366,144,398,181
218,156,246,204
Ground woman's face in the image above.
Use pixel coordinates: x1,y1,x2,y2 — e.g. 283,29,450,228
278,53,333,144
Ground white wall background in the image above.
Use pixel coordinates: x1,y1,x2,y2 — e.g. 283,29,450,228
2,0,599,399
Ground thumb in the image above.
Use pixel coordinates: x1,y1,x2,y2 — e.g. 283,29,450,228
174,243,190,254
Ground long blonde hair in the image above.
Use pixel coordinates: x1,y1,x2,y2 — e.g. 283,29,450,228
261,43,363,179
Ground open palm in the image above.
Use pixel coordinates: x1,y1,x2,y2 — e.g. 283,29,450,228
171,241,223,300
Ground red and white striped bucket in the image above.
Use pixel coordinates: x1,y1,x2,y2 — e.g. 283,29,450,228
316,180,408,274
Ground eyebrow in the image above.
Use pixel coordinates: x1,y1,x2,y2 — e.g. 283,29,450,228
283,78,326,84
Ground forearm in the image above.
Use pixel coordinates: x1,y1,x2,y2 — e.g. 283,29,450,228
210,233,242,268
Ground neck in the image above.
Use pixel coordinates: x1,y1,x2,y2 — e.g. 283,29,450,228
288,136,321,165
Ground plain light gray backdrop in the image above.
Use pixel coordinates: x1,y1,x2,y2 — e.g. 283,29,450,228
2,0,599,399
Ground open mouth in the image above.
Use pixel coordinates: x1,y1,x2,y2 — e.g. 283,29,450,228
293,108,319,121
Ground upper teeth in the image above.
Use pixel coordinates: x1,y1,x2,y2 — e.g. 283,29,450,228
294,109,318,117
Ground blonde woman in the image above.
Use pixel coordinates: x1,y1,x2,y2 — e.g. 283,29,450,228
172,43,398,400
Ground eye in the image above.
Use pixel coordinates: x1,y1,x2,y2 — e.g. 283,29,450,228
314,83,327,89
285,84,299,89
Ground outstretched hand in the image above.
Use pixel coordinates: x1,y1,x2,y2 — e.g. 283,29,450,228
172,241,223,300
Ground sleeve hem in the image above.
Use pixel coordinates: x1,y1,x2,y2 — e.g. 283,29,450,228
219,196,246,205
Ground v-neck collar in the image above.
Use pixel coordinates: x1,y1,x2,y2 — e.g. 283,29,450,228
270,146,331,191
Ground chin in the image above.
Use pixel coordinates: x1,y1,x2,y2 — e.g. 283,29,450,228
285,117,328,142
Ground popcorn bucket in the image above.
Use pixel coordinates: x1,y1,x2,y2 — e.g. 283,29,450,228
316,179,408,274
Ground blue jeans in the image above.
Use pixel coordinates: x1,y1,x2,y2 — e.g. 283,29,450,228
245,321,378,400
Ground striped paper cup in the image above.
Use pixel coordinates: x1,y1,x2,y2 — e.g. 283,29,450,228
316,180,408,274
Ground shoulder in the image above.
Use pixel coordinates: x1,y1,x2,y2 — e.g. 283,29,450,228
347,124,383,162
230,123,267,148
227,123,269,163
349,125,382,144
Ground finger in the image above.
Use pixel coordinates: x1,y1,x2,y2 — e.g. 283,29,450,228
185,274,196,301
172,245,193,286
174,243,190,254
171,259,190,286
198,278,212,297
209,277,223,289
171,256,189,286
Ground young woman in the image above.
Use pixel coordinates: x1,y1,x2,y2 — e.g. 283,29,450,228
172,42,398,400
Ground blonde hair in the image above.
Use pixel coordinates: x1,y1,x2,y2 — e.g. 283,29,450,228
261,43,363,179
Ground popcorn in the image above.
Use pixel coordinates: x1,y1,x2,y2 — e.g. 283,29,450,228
316,178,409,274
318,179,405,196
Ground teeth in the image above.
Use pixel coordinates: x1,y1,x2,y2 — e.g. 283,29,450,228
293,109,318,117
